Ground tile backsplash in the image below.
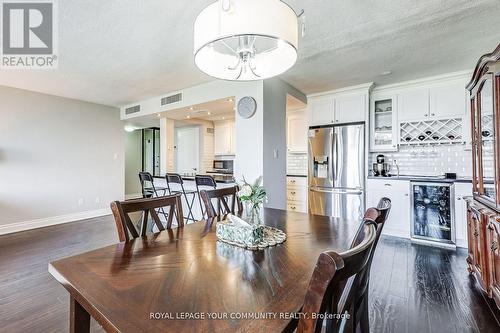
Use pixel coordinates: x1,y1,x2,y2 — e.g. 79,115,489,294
287,152,307,175
369,144,473,177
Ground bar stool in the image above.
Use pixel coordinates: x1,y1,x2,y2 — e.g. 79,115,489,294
166,173,197,223
195,175,217,219
138,172,168,198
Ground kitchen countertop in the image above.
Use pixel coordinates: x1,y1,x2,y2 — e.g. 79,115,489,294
154,174,235,184
367,175,472,183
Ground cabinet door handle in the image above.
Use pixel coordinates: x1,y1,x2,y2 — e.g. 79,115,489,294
424,114,428,117
491,240,498,251
457,197,461,201
291,191,296,195
384,184,392,187
290,206,296,210
405,193,409,196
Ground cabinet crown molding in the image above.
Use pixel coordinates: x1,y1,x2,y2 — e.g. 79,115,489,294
307,82,373,98
372,70,471,93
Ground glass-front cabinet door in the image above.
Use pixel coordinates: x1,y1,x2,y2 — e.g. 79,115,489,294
370,94,398,152
471,97,481,194
478,77,497,203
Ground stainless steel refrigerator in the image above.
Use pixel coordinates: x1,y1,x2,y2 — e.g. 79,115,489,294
308,123,365,221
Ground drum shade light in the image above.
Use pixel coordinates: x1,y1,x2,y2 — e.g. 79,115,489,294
194,0,302,81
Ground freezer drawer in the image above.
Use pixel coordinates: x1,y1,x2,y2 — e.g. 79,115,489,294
308,187,365,222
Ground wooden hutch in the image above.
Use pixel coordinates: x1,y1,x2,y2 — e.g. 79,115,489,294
466,43,500,309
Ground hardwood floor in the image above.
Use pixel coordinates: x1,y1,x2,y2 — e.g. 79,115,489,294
0,215,499,332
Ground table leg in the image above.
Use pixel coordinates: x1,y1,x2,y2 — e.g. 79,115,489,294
70,296,90,333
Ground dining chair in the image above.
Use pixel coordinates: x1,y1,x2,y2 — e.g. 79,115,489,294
195,175,217,219
342,198,392,333
110,194,184,242
294,220,378,333
138,172,168,198
199,186,243,221
166,173,198,223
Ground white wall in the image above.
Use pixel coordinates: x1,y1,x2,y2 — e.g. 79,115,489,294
0,86,124,233
125,130,142,196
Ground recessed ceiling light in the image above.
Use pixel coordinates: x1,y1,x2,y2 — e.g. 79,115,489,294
222,117,225,120
124,125,136,132
380,70,392,76
157,113,161,117
227,98,233,102
189,106,194,111
186,115,191,119
207,112,211,115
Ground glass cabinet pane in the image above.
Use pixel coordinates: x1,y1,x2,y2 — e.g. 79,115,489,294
373,99,394,146
479,78,496,201
472,98,481,193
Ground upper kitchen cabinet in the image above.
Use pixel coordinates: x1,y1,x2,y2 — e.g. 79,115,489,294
308,85,370,127
214,120,235,156
430,81,467,119
309,97,334,126
397,87,430,122
370,93,398,151
287,110,308,153
334,93,366,123
397,80,467,122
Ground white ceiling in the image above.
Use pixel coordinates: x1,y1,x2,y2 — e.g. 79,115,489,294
164,97,235,122
0,0,499,107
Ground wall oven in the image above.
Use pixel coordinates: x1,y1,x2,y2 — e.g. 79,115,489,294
410,181,455,248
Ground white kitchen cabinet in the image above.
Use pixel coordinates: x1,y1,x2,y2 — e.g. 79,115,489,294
366,179,410,238
287,176,307,213
454,182,472,248
370,93,398,152
397,81,467,122
334,93,366,123
287,110,308,152
309,97,334,126
214,120,235,155
397,87,430,122
429,81,467,119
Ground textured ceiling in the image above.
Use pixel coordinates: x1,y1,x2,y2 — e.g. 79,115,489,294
0,0,499,107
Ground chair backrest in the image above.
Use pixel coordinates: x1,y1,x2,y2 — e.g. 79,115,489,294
199,186,243,220
138,172,155,198
298,221,377,333
166,173,183,185
110,194,184,242
195,175,217,189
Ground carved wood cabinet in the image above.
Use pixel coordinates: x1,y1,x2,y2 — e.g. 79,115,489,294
466,43,500,309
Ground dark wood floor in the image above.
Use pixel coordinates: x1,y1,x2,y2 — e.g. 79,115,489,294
0,216,499,333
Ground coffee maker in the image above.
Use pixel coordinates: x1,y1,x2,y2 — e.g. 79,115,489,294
372,154,391,177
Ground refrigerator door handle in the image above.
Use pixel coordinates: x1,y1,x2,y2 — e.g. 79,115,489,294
309,187,363,195
333,132,338,182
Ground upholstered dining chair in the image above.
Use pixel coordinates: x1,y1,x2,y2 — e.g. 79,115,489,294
199,186,243,221
292,219,378,333
110,194,183,242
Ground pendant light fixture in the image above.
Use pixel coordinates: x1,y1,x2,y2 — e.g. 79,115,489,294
194,0,304,81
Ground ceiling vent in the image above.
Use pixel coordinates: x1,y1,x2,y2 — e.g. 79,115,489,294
125,105,141,115
161,93,183,106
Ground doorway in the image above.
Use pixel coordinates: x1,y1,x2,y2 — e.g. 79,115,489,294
175,126,200,174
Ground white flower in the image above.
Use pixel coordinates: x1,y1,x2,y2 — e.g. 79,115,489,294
238,185,252,197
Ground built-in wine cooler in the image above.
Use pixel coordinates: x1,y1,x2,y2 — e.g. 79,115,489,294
410,181,455,248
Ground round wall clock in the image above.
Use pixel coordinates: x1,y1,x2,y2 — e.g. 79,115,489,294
237,96,257,119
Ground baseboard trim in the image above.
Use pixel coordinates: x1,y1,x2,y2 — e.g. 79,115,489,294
0,208,112,236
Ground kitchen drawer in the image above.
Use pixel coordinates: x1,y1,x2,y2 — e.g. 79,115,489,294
287,176,307,187
366,178,410,192
287,188,307,201
287,202,307,213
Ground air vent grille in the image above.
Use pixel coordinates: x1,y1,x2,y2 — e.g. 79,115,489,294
161,93,183,106
125,105,141,115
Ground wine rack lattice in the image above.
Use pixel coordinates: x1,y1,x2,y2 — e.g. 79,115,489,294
400,118,464,145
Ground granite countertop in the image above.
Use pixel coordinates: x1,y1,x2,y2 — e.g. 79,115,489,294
367,174,472,183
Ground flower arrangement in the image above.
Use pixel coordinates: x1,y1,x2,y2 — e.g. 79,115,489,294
237,176,267,211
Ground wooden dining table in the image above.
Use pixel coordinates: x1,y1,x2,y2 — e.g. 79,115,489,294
49,208,359,333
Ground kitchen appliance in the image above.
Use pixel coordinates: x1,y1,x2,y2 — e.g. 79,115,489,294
207,160,234,175
410,181,455,248
372,154,391,177
308,123,365,221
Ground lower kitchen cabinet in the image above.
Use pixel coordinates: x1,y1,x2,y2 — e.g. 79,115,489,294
286,176,307,213
486,217,500,308
366,179,410,238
